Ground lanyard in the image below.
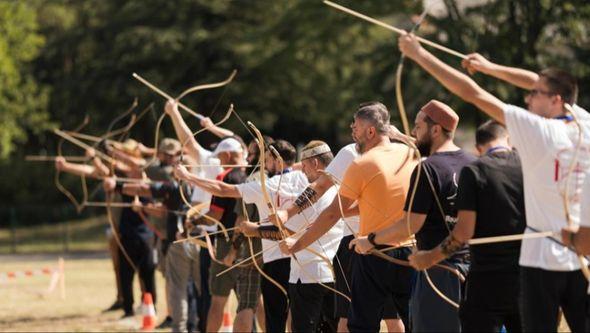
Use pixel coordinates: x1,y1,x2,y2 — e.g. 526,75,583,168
554,114,574,121
486,146,511,155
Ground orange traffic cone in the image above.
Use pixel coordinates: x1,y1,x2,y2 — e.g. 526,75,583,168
220,311,233,332
141,292,156,331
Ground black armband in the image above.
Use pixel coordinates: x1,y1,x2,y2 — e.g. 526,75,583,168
440,234,465,258
294,186,318,213
258,225,283,241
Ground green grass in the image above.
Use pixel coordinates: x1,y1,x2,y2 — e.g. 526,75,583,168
0,215,110,254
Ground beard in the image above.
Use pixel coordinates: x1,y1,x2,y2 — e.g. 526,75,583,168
416,136,432,157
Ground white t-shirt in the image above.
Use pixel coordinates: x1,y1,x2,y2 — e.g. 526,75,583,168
581,176,590,228
504,104,590,271
287,186,343,283
325,144,360,236
190,146,223,205
190,146,222,233
237,170,344,283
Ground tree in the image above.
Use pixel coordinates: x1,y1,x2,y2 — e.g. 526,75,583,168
0,1,50,159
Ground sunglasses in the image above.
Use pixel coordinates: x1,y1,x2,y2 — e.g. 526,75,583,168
527,89,555,97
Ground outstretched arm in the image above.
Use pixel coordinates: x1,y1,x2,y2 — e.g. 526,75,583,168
349,211,426,254
461,53,539,90
399,33,507,124
408,210,476,269
174,164,240,198
282,194,355,254
271,172,335,226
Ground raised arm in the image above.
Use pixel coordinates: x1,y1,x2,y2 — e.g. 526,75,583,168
399,33,507,124
461,53,539,90
165,100,204,163
199,117,234,138
165,100,233,163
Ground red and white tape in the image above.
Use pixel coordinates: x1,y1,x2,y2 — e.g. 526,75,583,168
0,267,57,282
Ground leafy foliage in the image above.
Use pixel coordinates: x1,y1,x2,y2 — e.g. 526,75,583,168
2,0,590,211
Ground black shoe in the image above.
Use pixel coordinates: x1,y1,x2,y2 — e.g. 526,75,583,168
156,316,173,329
120,312,134,319
103,300,123,312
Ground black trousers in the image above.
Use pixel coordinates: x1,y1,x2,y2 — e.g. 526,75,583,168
334,235,399,320
289,281,337,333
347,247,414,332
119,236,156,315
197,246,212,333
460,270,521,332
520,266,589,332
261,258,290,333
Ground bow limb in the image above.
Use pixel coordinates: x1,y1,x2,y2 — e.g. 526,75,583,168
55,116,91,213
105,187,139,272
204,229,229,266
395,6,429,136
323,1,466,59
140,112,167,171
182,197,230,241
241,194,289,301
175,69,238,105
563,106,590,286
178,104,235,174
248,236,288,298
99,97,138,144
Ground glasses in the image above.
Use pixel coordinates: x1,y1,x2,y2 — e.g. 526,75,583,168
527,89,555,97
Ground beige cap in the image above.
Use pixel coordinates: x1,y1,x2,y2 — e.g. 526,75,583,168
158,138,181,155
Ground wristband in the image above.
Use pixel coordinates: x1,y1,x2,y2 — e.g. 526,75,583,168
258,225,282,241
115,181,124,193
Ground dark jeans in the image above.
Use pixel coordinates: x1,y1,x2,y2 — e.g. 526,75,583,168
289,281,337,333
119,236,156,315
410,260,466,332
261,258,290,333
348,247,414,332
460,270,521,332
520,266,589,332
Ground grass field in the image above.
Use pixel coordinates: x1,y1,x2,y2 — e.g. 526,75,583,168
0,253,170,332
0,216,572,332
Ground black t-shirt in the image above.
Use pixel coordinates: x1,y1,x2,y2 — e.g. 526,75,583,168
150,181,191,244
404,150,477,253
210,168,247,229
457,150,525,272
118,194,154,240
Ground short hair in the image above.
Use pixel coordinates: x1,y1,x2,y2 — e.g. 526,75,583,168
269,139,297,165
423,114,453,139
475,120,508,146
539,68,578,105
248,135,274,161
301,140,334,166
354,102,391,134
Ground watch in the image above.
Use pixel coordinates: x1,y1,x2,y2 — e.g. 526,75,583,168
367,232,379,247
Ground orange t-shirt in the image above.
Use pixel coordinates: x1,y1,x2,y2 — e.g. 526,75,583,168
339,143,417,236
